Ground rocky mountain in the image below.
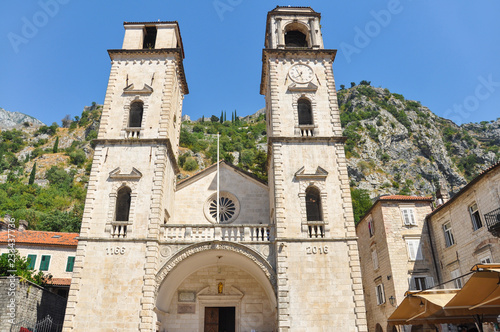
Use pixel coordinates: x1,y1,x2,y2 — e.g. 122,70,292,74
337,84,499,196
0,107,45,129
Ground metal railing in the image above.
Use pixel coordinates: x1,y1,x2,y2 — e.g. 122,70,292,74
162,224,272,242
484,207,500,236
10,315,63,332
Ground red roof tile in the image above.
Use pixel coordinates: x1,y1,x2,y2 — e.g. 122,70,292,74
378,195,433,201
46,278,72,286
0,230,78,246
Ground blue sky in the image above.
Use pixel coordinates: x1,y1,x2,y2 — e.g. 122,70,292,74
1,1,500,126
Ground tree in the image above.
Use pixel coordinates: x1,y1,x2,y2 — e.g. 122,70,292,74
224,111,227,122
360,80,371,86
240,149,255,166
350,82,356,88
183,157,198,171
45,166,73,190
28,162,36,185
0,250,52,286
220,111,224,123
53,136,59,153
211,115,219,123
340,84,345,90
69,149,86,166
351,188,372,224
202,115,205,122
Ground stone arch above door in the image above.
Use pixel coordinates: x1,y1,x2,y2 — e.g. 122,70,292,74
155,241,277,312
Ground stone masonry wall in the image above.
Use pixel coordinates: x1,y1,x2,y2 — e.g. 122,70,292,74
0,276,67,331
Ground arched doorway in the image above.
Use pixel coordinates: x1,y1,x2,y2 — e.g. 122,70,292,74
155,242,277,332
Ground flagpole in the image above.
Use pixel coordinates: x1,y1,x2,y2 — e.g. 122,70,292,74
217,132,220,224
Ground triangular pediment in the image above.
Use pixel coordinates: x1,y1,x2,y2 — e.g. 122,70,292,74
109,167,142,180
176,161,267,191
123,83,154,95
295,166,328,179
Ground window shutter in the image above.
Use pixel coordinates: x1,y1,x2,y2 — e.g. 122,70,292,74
402,209,410,225
407,240,416,260
408,277,416,291
409,210,416,225
380,284,385,304
66,256,75,272
27,254,37,270
375,286,380,305
416,241,423,260
425,277,434,288
40,255,51,271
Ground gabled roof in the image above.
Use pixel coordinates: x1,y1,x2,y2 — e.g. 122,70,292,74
176,161,267,190
427,161,500,219
0,230,78,246
379,195,433,201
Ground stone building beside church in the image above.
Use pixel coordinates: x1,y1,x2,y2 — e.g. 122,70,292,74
62,6,368,332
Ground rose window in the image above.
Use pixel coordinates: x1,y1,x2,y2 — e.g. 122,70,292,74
204,191,240,224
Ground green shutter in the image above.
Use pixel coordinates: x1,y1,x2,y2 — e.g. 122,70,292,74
39,255,51,271
27,254,37,270
66,256,75,272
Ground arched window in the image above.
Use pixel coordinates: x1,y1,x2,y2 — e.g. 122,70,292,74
115,186,131,221
129,101,144,128
306,187,322,221
298,98,313,125
285,30,307,48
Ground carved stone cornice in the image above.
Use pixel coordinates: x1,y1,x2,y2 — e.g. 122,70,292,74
268,136,347,143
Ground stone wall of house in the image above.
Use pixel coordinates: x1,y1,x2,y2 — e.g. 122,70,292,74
356,200,435,332
428,165,500,287
0,276,67,331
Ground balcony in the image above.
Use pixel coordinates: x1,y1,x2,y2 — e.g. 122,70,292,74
304,221,325,238
484,207,500,237
125,127,142,139
162,224,273,243
297,125,315,137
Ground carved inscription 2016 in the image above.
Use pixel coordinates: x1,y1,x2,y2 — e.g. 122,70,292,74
306,245,329,255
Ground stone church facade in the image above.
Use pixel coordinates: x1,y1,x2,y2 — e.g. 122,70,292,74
62,7,367,332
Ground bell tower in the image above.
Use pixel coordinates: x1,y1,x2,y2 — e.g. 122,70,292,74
261,7,367,331
63,21,188,331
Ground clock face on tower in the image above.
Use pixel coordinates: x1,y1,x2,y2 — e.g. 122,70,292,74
289,64,314,84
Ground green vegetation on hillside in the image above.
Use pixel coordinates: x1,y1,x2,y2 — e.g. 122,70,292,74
179,113,268,181
0,105,102,232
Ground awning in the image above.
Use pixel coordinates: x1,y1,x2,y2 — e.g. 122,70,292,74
388,264,500,327
444,265,500,315
388,290,459,325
